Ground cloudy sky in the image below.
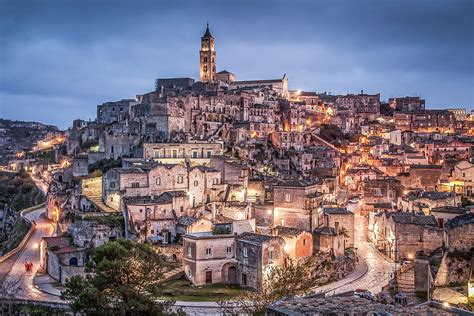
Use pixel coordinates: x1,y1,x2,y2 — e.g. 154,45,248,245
1,0,473,129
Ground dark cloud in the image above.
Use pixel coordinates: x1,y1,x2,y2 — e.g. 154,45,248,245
0,0,473,129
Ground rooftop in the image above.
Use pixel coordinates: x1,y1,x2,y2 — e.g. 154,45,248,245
323,207,352,215
236,232,284,244
274,226,306,237
445,213,474,230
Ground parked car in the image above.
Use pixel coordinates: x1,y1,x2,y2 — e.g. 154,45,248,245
354,289,375,301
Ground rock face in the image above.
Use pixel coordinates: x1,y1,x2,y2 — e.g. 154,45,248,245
306,251,356,285
435,252,473,286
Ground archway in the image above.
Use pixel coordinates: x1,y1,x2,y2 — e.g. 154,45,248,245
69,257,78,266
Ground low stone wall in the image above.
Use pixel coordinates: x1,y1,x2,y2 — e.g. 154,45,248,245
0,203,45,263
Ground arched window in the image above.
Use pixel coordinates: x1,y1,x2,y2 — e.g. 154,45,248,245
204,66,208,72
69,257,78,266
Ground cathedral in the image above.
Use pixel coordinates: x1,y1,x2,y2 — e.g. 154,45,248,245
197,24,288,97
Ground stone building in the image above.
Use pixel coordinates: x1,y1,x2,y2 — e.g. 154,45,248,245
443,213,474,251
142,141,223,163
273,180,324,231
40,236,86,284
394,110,455,132
97,99,133,124
312,226,345,257
272,226,313,261
389,96,425,112
176,216,213,236
235,232,286,290
362,177,403,205
182,232,237,286
320,207,355,248
370,211,443,261
72,155,89,178
398,191,460,214
124,192,188,243
397,165,444,191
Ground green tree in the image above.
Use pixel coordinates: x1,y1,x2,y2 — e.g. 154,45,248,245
220,259,314,315
61,239,180,315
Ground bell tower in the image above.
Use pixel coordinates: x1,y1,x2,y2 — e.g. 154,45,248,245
200,23,216,82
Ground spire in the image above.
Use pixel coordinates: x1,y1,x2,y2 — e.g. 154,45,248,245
203,22,213,38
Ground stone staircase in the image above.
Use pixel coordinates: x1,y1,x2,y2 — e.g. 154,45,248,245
162,267,184,282
85,195,118,213
397,266,418,305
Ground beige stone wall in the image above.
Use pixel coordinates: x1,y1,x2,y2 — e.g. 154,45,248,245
82,176,102,196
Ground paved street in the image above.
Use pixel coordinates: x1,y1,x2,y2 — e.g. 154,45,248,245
333,203,394,295
2,207,63,302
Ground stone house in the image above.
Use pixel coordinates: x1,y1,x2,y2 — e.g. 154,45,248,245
67,217,123,248
176,216,213,236
397,165,443,191
362,177,403,205
40,236,87,284
398,191,460,214
320,207,355,248
103,167,148,210
443,160,474,197
370,211,443,261
272,226,313,261
142,141,223,163
344,165,384,191
72,155,89,177
182,232,237,286
235,232,286,290
124,192,188,243
312,226,345,257
429,206,470,228
443,213,474,251
273,180,324,231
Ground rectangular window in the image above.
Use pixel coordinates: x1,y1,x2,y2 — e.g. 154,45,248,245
156,177,161,185
226,246,232,254
154,151,160,158
131,182,139,188
177,176,183,184
187,246,192,257
110,182,116,189
205,248,212,256
207,151,212,158
180,206,184,213
172,150,177,158
303,239,306,246
213,178,219,185
269,250,273,262
285,193,291,203
243,247,248,258
194,180,199,187
192,151,198,158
